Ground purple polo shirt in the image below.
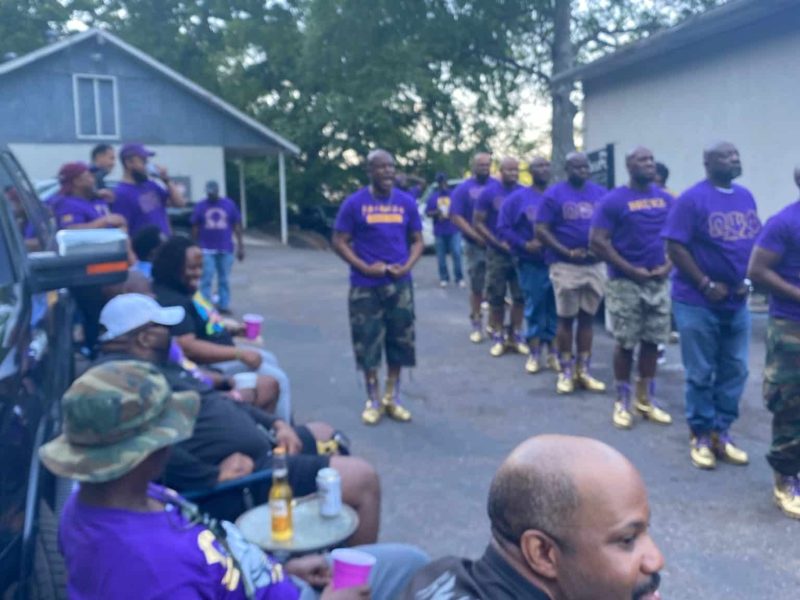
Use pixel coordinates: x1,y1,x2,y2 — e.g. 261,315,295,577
754,200,800,321
334,186,422,288
59,484,299,600
192,197,241,253
592,184,673,279
662,179,761,311
535,180,608,265
497,186,548,263
113,180,171,237
425,189,459,236
450,177,497,235
52,195,111,230
475,179,523,240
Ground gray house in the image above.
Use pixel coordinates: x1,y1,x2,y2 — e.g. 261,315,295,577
0,28,299,240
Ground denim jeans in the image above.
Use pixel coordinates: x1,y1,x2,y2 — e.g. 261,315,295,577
517,260,557,343
672,301,750,435
434,232,464,282
201,251,235,310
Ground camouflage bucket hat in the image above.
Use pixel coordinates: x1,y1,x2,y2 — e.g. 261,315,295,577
39,360,200,483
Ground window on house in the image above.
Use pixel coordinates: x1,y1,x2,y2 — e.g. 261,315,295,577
73,75,119,139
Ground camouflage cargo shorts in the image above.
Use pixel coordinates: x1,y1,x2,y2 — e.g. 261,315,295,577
464,241,486,297
764,317,800,475
605,278,671,349
348,281,416,371
485,247,523,308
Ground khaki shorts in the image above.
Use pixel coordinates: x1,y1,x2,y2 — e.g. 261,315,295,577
549,261,605,318
605,278,671,349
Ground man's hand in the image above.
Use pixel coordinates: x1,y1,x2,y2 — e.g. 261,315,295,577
649,263,672,280
274,421,303,455
498,241,511,253
103,214,127,229
218,452,254,482
237,247,245,262
156,165,170,181
704,281,729,303
386,263,409,279
524,239,543,254
361,262,387,278
285,554,330,588
320,585,370,600
97,189,115,203
734,281,751,298
628,266,652,286
238,349,262,370
568,247,588,260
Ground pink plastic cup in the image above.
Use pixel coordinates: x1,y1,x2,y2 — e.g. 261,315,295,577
331,548,375,590
242,314,263,340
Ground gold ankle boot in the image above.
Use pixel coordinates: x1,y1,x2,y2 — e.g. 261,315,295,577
575,355,605,392
381,379,411,422
634,379,672,425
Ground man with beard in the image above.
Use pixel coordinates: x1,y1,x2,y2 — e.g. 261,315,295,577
590,147,673,430
663,142,760,470
451,153,496,343
474,157,526,357
535,152,608,395
51,162,125,231
332,149,424,425
498,157,558,374
402,434,664,600
113,143,185,237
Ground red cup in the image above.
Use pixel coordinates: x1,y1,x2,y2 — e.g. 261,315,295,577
242,313,263,340
331,548,376,590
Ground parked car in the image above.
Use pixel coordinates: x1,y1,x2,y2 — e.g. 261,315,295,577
289,203,340,238
1,147,129,599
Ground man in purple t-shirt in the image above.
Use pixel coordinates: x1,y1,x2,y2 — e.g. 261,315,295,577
498,157,558,375
590,147,673,431
333,149,424,425
113,143,185,237
425,173,464,287
474,157,527,357
451,152,495,343
747,166,800,519
663,141,761,470
535,152,608,396
51,162,125,231
192,180,244,315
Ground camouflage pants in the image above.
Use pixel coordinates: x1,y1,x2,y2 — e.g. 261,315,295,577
348,281,416,371
764,317,800,475
485,247,523,308
605,278,671,350
464,241,486,297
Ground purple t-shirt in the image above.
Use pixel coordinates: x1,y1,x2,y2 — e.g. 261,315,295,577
754,200,800,321
113,180,171,237
497,186,547,263
475,180,523,240
192,197,241,253
52,194,111,230
334,186,423,287
592,184,673,279
425,189,459,236
662,179,761,310
450,177,497,234
59,484,299,600
535,180,608,265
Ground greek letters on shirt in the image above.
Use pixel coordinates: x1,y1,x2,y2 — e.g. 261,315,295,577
562,201,595,220
707,209,761,241
362,203,406,225
627,197,667,212
139,190,162,213
204,206,229,230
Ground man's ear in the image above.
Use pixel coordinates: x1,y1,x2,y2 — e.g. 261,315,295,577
519,529,560,580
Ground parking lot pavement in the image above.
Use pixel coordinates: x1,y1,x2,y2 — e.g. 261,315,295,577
229,243,799,600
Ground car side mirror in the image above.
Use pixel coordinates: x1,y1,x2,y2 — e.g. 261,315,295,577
27,229,129,293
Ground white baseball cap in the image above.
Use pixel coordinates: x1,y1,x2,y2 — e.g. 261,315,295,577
99,294,185,341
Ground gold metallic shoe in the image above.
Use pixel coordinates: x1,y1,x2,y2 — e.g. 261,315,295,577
509,333,530,355
381,380,411,422
525,353,541,374
774,475,800,519
575,368,606,392
469,316,484,344
712,432,749,465
613,401,634,429
634,379,672,425
690,435,716,470
556,370,574,394
546,353,560,372
361,402,383,425
489,333,506,357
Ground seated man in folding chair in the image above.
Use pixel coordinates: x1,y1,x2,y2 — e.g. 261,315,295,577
95,293,381,546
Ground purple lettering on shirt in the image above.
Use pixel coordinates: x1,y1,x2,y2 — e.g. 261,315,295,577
754,200,800,321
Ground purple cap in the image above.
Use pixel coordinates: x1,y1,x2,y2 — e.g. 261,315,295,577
119,143,155,160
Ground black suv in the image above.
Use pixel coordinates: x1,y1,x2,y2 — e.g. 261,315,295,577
0,147,128,598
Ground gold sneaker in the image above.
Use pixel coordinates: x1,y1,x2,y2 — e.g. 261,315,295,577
613,401,634,429
469,317,483,343
381,394,411,422
525,353,541,374
509,334,530,355
489,334,506,357
575,368,606,392
774,475,800,519
361,402,383,425
712,432,749,465
546,353,560,372
634,379,672,425
556,371,574,394
690,436,716,470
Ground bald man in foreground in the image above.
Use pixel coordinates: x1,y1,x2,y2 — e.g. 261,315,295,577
402,435,664,599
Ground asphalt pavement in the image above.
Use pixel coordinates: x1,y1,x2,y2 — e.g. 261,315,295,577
230,241,798,600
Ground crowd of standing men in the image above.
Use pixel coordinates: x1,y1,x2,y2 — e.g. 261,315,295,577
332,142,800,522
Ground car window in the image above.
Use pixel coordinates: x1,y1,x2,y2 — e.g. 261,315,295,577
0,151,53,252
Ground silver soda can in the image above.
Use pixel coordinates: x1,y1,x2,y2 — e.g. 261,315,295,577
316,467,342,518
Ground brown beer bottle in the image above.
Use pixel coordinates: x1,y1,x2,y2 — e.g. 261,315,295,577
269,446,293,541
